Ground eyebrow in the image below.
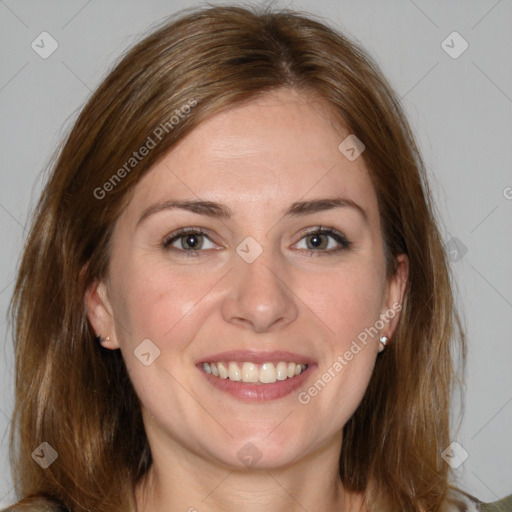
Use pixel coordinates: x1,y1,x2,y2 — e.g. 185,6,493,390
136,196,367,227
284,197,367,222
137,200,232,227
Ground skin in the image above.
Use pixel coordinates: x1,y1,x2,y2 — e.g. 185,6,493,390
86,88,408,512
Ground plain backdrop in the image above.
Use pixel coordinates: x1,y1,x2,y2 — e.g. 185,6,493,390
0,0,511,507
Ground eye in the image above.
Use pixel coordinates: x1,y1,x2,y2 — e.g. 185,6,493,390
294,227,351,254
163,228,218,254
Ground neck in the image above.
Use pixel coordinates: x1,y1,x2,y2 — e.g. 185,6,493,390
135,428,365,512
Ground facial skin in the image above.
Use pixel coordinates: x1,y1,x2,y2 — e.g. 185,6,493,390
86,88,408,512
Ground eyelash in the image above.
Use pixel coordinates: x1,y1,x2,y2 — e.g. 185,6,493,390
162,226,351,257
295,227,352,256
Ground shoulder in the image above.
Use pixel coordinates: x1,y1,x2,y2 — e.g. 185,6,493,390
446,488,512,512
479,494,512,512
0,497,68,512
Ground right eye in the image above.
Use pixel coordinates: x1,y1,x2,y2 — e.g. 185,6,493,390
162,228,219,255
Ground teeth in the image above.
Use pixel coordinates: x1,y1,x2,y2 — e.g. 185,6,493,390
276,361,288,381
259,362,276,383
241,362,259,383
228,362,241,381
202,361,308,384
217,362,228,379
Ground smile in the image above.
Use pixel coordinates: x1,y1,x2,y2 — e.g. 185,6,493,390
202,361,308,384
197,350,315,401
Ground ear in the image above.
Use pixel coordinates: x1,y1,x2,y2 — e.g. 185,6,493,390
381,253,409,339
85,278,120,350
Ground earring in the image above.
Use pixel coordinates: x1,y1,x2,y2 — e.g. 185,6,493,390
378,336,389,353
96,335,111,343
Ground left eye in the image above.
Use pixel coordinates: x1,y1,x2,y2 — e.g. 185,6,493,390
163,230,217,251
294,229,350,252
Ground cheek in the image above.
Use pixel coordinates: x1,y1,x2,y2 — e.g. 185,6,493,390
295,259,384,416
298,270,381,433
300,261,386,347
111,256,218,345
110,260,218,421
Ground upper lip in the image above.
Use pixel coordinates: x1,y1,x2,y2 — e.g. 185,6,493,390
197,350,315,365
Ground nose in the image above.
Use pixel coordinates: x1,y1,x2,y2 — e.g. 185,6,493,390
220,251,299,333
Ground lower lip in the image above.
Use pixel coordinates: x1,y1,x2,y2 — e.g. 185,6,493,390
197,364,315,402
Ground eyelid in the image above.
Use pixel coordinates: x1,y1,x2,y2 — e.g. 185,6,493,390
292,226,351,252
162,227,221,250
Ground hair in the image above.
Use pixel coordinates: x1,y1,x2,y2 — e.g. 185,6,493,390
6,5,466,512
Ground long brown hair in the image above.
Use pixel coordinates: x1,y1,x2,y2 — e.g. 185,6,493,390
7,5,465,512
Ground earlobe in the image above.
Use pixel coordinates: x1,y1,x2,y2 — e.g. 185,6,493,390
85,279,120,350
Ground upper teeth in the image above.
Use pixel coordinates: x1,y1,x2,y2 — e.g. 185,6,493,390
202,361,307,383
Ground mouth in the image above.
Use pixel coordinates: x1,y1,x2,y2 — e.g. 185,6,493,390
201,361,308,384
196,351,315,401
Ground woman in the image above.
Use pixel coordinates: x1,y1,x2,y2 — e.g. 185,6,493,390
4,5,511,512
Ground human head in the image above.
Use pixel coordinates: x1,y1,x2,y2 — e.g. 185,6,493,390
10,6,463,512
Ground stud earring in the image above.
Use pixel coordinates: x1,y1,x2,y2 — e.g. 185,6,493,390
96,335,111,343
378,336,389,353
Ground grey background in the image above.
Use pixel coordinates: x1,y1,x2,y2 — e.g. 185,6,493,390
0,0,511,507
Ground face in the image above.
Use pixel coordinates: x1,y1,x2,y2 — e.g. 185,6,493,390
87,88,407,471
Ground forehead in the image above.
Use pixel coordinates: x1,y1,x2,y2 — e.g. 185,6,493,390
124,88,378,223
